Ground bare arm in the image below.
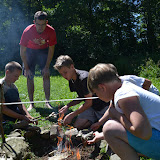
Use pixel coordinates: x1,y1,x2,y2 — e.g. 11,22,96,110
59,99,83,114
20,45,32,78
66,100,83,107
109,96,152,140
20,45,28,70
91,102,111,131
42,45,55,78
63,93,93,125
2,105,30,122
17,99,33,119
71,93,93,117
45,45,55,68
98,102,111,125
87,131,104,144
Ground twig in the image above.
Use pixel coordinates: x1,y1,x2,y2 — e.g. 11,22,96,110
0,83,5,145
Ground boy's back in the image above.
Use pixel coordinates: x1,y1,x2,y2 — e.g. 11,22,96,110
120,75,159,95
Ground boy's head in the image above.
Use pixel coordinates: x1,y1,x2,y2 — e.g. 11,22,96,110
5,61,22,83
34,11,48,34
107,63,118,75
87,63,120,93
54,55,75,80
34,11,47,21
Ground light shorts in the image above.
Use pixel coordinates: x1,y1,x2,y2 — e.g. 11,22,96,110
127,128,160,159
23,48,48,78
78,106,108,124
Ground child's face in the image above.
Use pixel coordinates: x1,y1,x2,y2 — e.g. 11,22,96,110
93,83,112,102
58,65,75,81
6,69,22,83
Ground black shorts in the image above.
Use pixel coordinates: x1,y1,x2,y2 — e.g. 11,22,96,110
23,48,48,76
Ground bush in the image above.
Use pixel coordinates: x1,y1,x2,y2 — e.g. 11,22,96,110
138,59,160,79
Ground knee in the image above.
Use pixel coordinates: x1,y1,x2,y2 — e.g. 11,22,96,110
74,120,91,130
102,120,118,142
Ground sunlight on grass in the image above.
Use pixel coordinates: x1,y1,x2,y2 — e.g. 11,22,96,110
14,75,80,128
15,75,77,107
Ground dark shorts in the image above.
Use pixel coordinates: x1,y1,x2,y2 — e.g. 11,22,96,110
23,48,48,77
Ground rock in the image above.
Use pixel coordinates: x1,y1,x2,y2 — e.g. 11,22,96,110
7,131,21,138
48,151,70,160
27,125,41,132
24,130,38,139
65,128,78,137
99,140,107,149
110,154,121,160
50,124,59,139
13,120,29,129
77,129,94,141
7,129,22,138
1,137,29,160
41,129,50,139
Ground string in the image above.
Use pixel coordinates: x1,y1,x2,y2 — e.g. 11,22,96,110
0,97,98,106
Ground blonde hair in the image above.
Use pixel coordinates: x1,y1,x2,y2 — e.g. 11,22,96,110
87,63,120,93
54,55,74,71
107,63,118,74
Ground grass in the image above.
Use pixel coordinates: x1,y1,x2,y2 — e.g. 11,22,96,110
14,75,79,128
139,58,160,92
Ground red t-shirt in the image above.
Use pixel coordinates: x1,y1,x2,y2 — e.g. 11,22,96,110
19,24,57,49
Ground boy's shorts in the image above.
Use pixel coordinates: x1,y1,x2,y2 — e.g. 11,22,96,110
78,106,108,124
23,48,48,78
127,128,160,159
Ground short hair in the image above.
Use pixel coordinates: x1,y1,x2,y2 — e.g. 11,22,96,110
54,55,74,71
5,61,22,73
87,63,120,93
34,11,47,21
107,63,118,74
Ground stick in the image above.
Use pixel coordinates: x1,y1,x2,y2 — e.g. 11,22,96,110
0,83,5,145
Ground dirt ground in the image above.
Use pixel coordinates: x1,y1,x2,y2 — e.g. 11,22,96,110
27,133,109,160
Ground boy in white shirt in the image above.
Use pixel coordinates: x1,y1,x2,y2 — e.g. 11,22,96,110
90,64,159,131
87,63,160,160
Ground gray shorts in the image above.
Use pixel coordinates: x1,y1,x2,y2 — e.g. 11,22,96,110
23,48,48,78
78,106,109,124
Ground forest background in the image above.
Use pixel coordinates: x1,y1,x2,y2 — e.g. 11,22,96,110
0,0,160,75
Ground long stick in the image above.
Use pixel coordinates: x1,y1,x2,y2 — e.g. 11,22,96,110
0,83,5,145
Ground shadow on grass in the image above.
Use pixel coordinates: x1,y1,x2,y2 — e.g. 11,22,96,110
34,104,76,125
35,106,59,117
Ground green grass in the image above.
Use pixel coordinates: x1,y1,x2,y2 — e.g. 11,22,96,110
139,58,160,92
16,75,77,107
14,75,79,128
